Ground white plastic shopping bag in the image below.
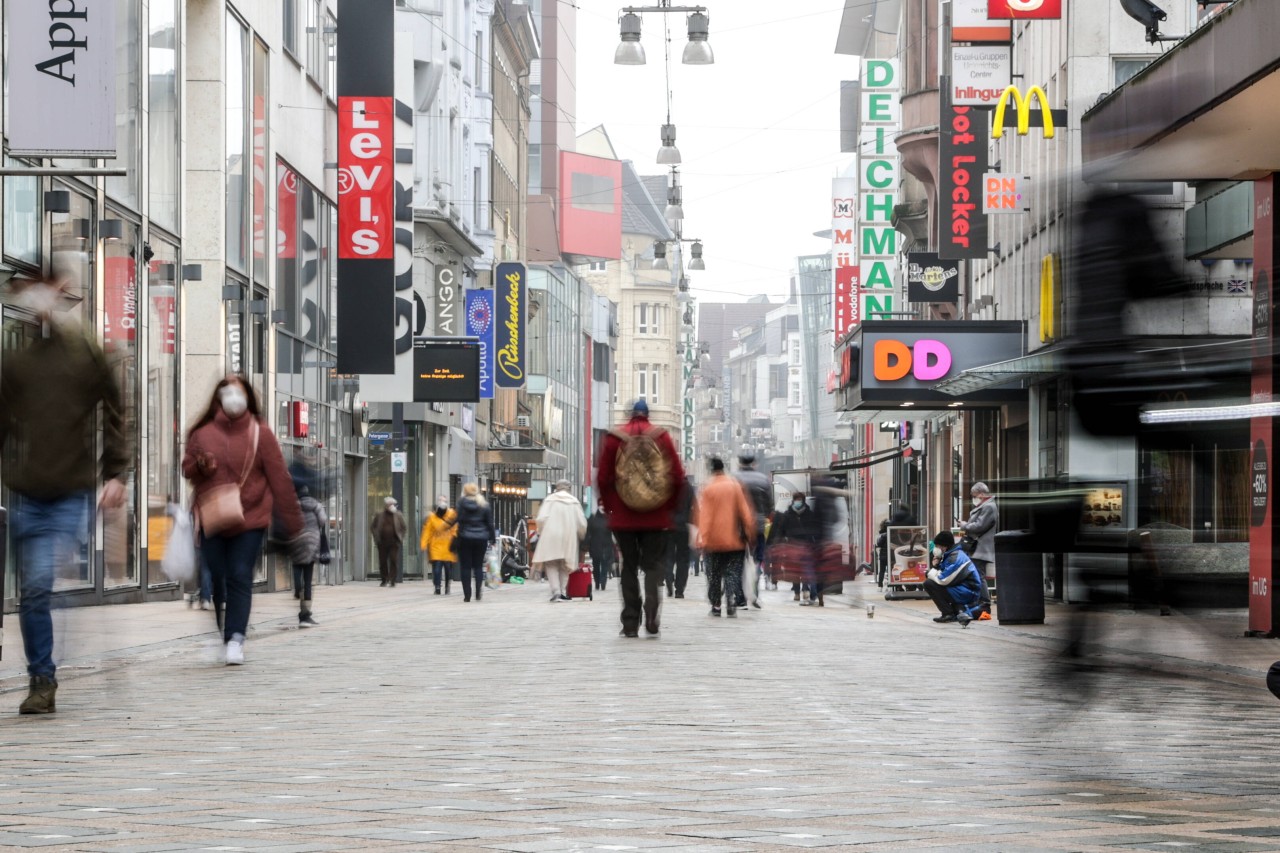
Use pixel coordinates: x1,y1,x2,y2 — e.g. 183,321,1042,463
160,504,197,584
742,549,759,606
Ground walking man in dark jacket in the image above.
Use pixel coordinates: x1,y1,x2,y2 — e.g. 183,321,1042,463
586,506,615,591
769,491,825,606
735,452,772,608
0,276,129,714
370,496,407,586
597,400,686,637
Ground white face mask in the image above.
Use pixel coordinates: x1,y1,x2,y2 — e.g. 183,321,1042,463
972,496,983,507
219,387,249,418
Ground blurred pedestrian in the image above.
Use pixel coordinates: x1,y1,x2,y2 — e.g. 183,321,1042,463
925,531,987,627
0,276,130,713
420,495,458,594
597,399,685,637
183,374,303,666
693,457,756,618
586,506,615,591
735,452,772,609
769,491,824,606
454,482,495,602
533,479,588,602
666,475,696,598
291,483,328,627
370,496,407,587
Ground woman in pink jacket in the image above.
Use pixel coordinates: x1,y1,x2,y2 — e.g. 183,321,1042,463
183,375,303,665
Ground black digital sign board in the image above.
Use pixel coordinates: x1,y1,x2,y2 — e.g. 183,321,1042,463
412,339,481,402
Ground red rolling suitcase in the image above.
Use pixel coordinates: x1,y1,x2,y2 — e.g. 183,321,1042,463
566,560,594,600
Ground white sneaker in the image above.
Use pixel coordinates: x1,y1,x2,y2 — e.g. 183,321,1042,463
225,639,245,666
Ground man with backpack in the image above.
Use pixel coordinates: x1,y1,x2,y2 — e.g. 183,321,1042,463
597,400,685,638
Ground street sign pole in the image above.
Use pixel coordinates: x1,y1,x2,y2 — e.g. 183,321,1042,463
392,402,405,583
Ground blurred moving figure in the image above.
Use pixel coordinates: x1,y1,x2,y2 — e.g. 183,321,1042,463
533,479,588,602
597,399,685,638
769,491,825,606
454,483,496,602
291,483,329,627
369,496,407,587
666,475,696,598
1,276,129,714
184,374,303,666
925,531,988,627
693,457,756,618
421,495,458,595
586,506,615,591
735,452,772,609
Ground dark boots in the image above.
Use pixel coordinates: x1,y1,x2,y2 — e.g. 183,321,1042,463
299,600,318,627
19,675,57,714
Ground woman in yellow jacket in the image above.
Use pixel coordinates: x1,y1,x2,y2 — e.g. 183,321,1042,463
421,495,458,594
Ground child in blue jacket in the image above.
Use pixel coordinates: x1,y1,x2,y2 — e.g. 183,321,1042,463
926,530,988,627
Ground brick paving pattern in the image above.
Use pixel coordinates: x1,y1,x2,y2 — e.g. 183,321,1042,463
3,576,1280,851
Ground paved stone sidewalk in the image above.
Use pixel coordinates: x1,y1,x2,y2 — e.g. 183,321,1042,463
3,575,1280,851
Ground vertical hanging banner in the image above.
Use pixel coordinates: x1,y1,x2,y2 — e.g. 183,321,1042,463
1250,174,1276,635
337,0,395,374
7,0,117,156
860,58,900,323
360,34,423,402
938,76,990,260
832,176,859,337
466,289,496,399
494,262,526,389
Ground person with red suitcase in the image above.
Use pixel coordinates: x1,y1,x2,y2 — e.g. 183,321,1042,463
532,479,588,602
566,557,595,600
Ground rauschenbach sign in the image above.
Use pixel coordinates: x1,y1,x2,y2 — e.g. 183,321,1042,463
8,0,117,156
494,262,526,389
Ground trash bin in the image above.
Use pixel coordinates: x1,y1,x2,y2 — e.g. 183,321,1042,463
994,529,1044,625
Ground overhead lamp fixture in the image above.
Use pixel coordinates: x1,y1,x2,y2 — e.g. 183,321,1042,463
688,239,705,270
656,123,681,165
665,185,683,224
682,11,714,65
652,241,668,270
614,12,646,65
99,219,125,241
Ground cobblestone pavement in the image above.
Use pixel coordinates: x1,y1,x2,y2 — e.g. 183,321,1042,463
3,575,1280,851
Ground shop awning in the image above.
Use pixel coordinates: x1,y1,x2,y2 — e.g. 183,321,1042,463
477,446,569,470
932,350,1062,396
1082,0,1280,182
447,426,474,472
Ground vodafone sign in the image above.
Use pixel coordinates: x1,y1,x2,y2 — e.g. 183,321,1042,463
987,0,1062,19
338,98,394,259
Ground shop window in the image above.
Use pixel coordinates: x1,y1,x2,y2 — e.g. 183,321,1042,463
1139,443,1249,543
283,0,298,57
3,162,40,267
148,0,180,231
252,39,269,284
102,214,141,590
106,0,142,208
226,13,251,273
145,239,181,587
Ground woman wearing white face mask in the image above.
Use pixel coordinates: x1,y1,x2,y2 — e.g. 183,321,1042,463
183,375,304,665
958,482,999,597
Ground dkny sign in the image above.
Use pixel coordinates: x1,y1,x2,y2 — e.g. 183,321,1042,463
8,0,117,156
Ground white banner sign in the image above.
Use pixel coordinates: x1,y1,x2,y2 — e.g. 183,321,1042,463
951,46,1013,105
8,0,117,156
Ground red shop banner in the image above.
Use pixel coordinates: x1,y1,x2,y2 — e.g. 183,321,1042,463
337,96,394,260
104,254,137,347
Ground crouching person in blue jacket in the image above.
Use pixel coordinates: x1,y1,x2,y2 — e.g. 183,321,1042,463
925,531,989,627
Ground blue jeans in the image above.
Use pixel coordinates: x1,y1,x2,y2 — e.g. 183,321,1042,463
432,560,452,591
12,491,92,679
200,529,266,642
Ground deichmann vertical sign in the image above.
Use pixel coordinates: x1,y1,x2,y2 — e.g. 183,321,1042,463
8,0,117,156
494,262,526,389
465,289,496,399
336,0,395,374
860,58,900,322
938,76,990,260
832,176,859,337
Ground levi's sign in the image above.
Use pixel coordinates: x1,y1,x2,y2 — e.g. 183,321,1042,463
338,98,395,258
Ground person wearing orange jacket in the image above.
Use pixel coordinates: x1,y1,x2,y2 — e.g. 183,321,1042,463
420,495,458,595
692,457,757,618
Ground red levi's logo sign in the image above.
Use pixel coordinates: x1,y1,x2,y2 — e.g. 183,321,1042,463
988,0,1062,19
338,97,394,259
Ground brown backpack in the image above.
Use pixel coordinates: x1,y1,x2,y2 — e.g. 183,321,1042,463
609,427,673,512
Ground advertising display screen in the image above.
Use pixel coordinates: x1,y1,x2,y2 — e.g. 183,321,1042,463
413,339,481,403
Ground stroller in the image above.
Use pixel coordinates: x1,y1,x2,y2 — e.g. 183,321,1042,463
498,535,529,582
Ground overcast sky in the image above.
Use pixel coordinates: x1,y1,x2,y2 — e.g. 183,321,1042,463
574,1,855,304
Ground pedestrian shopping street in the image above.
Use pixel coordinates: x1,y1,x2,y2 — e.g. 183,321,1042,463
3,576,1280,851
